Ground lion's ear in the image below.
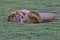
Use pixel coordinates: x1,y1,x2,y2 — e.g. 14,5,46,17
7,14,13,22
7,15,11,21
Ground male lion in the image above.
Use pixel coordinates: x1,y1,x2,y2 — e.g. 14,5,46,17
7,9,55,23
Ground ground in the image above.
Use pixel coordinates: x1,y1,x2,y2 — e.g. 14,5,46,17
0,0,60,40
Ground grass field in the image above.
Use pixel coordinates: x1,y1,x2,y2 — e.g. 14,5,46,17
0,0,60,40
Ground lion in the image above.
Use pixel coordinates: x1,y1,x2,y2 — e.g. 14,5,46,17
7,9,55,23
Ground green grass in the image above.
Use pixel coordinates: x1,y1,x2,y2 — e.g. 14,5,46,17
0,0,60,40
